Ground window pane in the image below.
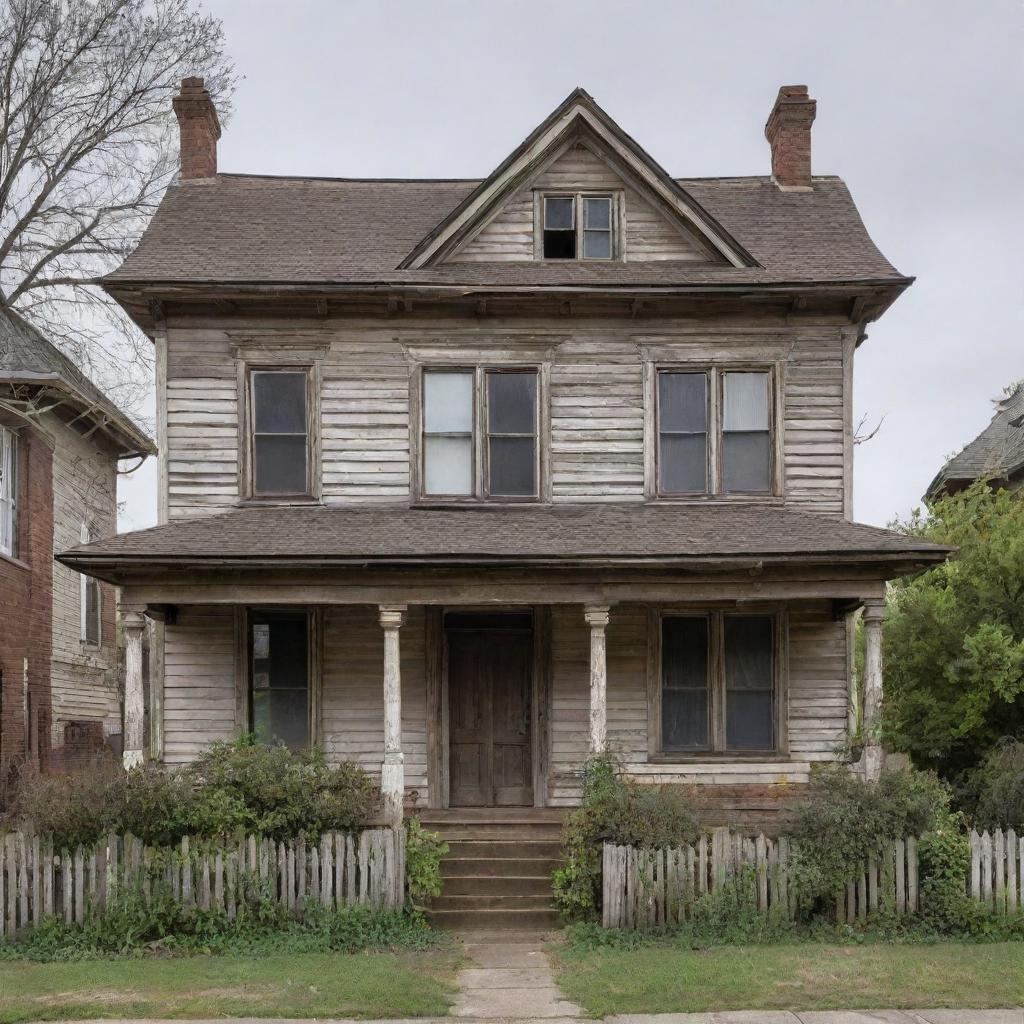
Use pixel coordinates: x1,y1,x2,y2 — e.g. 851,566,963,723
723,372,769,430
724,616,774,689
544,197,574,230
659,433,707,493
253,690,309,748
726,691,773,749
584,197,611,229
253,372,307,433
661,616,709,750
254,435,308,494
424,436,472,495
663,688,708,750
583,230,611,259
85,582,99,644
251,614,309,749
488,436,536,496
659,372,707,433
722,432,771,493
424,371,473,433
543,230,575,259
488,372,536,434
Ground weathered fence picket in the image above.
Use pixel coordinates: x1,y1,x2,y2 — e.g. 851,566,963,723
0,827,405,937
969,828,1023,915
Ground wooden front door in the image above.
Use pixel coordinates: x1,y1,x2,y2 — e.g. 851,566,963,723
448,626,533,806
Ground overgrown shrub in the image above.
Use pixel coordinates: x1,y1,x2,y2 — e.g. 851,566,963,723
405,818,447,909
553,754,698,922
6,738,379,849
962,739,1024,829
790,764,947,908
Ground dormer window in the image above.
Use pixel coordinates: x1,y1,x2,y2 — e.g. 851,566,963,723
541,194,615,260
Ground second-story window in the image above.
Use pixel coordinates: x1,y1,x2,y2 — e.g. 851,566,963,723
656,367,775,497
0,426,17,558
80,522,100,645
421,367,539,501
542,194,615,260
250,369,310,498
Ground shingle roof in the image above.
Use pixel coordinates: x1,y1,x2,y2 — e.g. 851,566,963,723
0,309,154,457
928,383,1024,498
102,173,906,290
59,502,949,571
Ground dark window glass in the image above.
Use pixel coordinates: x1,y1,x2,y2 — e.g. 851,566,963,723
486,371,537,497
661,616,710,750
251,613,309,748
658,372,708,494
252,371,309,496
84,580,100,644
722,371,771,493
724,615,774,750
543,196,576,259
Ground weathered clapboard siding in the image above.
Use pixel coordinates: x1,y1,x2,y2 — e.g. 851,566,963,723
321,605,428,800
548,601,846,807
162,605,237,765
46,410,120,742
451,144,711,263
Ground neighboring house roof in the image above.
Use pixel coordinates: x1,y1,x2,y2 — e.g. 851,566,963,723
927,382,1024,499
59,503,950,576
0,308,155,458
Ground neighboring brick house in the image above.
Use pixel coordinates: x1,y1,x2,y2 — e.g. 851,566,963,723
927,382,1024,499
0,309,154,783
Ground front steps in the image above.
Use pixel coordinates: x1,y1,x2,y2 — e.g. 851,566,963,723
417,809,564,930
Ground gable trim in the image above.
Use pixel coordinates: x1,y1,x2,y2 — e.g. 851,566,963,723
401,89,758,271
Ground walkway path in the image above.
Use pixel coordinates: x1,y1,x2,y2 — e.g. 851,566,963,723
452,929,583,1019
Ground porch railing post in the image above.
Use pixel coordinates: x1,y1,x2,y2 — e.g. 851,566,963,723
862,598,886,782
584,604,611,755
122,610,147,769
378,604,407,826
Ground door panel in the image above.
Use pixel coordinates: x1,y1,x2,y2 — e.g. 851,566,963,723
447,626,533,807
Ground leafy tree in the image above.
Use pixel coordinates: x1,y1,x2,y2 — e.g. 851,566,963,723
884,482,1024,781
0,0,234,412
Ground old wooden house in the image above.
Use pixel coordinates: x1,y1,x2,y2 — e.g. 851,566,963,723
0,309,154,779
60,81,948,924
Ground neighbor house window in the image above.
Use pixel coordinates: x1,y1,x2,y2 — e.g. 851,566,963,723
421,367,538,500
0,426,17,558
660,612,777,754
655,368,774,496
541,194,615,260
79,522,100,645
249,369,310,497
250,611,310,748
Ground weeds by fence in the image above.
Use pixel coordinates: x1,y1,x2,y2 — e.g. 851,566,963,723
0,828,404,937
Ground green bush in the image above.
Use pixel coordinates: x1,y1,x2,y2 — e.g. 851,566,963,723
963,739,1024,830
790,764,947,908
404,818,447,909
6,738,379,849
553,754,698,922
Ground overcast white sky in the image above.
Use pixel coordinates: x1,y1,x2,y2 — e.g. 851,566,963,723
118,0,1024,531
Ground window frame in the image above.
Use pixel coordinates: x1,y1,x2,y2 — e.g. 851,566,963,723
649,363,782,500
79,522,101,646
242,364,319,502
415,364,543,504
648,607,788,760
0,425,18,559
536,191,620,261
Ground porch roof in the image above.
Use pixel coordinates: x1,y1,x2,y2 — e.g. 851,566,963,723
59,503,951,575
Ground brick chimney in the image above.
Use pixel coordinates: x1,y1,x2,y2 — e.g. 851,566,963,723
172,77,221,180
764,85,816,190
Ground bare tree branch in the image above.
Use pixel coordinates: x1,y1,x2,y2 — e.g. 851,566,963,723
853,412,886,446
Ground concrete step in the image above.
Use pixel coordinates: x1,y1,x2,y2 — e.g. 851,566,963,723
432,892,554,911
427,906,561,930
441,856,561,878
442,873,554,897
445,839,562,859
428,824,564,840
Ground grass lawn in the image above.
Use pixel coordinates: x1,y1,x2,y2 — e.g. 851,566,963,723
553,942,1024,1016
0,949,460,1023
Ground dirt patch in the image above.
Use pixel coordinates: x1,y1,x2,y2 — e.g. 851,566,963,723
31,985,280,1006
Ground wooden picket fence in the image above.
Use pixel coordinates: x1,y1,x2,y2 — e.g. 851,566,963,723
970,827,1022,915
0,827,405,938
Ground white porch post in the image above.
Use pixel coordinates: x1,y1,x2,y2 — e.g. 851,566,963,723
862,599,886,782
122,610,147,769
585,605,610,755
379,604,407,826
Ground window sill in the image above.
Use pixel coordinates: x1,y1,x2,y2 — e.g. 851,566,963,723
0,550,30,572
412,498,545,509
646,495,784,505
648,752,790,764
235,497,323,508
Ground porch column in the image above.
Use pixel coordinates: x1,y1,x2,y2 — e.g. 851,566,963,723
122,611,147,770
379,604,407,826
584,605,610,755
862,598,886,782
